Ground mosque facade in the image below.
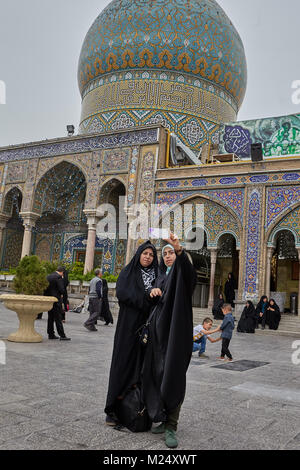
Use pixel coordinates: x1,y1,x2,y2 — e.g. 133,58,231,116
0,0,299,313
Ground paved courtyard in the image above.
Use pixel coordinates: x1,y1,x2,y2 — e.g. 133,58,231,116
0,303,299,451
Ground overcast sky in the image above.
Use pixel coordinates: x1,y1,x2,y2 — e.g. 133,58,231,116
0,0,299,147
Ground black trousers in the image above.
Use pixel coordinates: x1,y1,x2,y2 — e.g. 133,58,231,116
221,338,232,359
85,298,102,327
165,404,182,432
47,302,66,338
256,313,267,328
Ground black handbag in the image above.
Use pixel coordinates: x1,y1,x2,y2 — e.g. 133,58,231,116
115,385,152,433
136,322,150,346
136,297,163,346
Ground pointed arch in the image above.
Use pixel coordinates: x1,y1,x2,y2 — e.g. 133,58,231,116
33,161,87,216
266,201,300,243
3,186,23,216
36,158,89,186
157,192,242,247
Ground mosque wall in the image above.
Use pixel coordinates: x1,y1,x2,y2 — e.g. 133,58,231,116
0,127,299,305
154,167,300,303
0,127,161,274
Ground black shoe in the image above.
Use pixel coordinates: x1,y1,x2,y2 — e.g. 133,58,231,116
60,337,71,341
48,335,59,340
84,324,97,331
106,413,119,426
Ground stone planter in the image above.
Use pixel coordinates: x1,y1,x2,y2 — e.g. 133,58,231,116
80,283,90,295
0,294,57,343
107,283,116,289
0,275,6,288
70,280,81,294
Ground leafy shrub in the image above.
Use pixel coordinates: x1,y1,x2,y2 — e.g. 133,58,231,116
102,273,118,283
13,256,49,295
82,271,94,282
68,262,84,281
41,261,59,275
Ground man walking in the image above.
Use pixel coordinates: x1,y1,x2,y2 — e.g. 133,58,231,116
45,267,71,341
84,269,103,332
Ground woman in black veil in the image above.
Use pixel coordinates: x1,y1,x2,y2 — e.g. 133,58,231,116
212,293,224,320
104,241,158,426
224,272,236,308
266,299,281,330
237,301,256,333
255,295,269,329
142,234,197,448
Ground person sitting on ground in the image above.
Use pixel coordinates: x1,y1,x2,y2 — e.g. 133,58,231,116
215,304,235,362
266,299,281,330
237,301,256,334
255,296,269,330
193,318,221,358
212,293,224,320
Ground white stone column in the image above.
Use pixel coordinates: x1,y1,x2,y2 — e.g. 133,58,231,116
125,208,137,266
20,213,39,259
265,247,275,300
298,249,300,316
84,213,98,274
208,248,218,309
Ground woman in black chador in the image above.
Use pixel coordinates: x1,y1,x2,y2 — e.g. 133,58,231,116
237,301,256,333
224,273,236,308
98,277,114,325
255,295,269,329
104,241,158,425
212,293,224,320
142,234,197,449
266,299,281,330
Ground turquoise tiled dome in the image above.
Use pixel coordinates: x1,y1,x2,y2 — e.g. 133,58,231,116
77,0,247,151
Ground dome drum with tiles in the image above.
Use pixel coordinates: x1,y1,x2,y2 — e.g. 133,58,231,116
78,0,247,151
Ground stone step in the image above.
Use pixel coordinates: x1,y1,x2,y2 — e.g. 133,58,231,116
255,329,300,338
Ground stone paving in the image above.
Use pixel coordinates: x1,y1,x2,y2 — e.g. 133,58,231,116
0,303,299,451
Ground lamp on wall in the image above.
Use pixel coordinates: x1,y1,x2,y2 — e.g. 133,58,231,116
67,125,75,137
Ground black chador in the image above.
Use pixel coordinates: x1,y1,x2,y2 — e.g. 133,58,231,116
224,273,236,307
267,300,281,330
142,251,197,423
104,241,158,415
213,294,224,320
98,278,114,325
237,301,256,333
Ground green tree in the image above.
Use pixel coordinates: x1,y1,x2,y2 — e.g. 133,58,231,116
13,256,49,296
